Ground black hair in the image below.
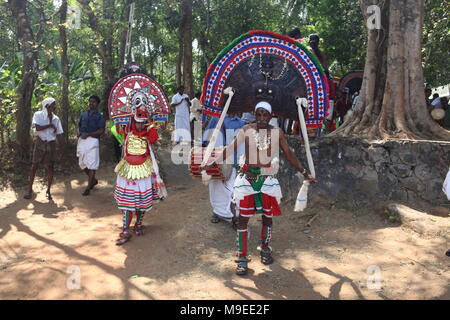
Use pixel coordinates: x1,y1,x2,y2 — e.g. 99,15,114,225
308,34,324,65
89,95,101,103
118,62,148,78
195,91,201,99
177,85,185,91
288,28,302,39
309,34,320,43
433,93,439,99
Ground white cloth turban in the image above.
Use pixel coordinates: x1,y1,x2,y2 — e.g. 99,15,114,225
42,97,56,109
255,101,272,114
41,97,56,118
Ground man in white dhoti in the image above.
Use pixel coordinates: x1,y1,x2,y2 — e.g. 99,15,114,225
24,97,64,200
205,114,245,227
171,85,191,144
77,95,105,196
190,91,203,142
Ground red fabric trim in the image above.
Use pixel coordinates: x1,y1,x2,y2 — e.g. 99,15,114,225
239,194,281,216
121,125,159,165
241,230,247,257
124,154,148,165
248,30,296,44
130,122,159,143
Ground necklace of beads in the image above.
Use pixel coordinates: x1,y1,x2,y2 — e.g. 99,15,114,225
253,129,271,151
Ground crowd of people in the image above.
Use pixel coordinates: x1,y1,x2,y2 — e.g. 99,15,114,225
22,27,449,275
24,85,317,275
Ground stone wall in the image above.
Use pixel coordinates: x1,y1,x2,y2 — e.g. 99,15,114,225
279,137,450,209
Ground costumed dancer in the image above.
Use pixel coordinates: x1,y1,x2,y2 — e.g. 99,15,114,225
114,107,166,245
206,102,316,275
108,64,170,246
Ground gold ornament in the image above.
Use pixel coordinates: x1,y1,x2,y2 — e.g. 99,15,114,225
115,157,153,181
127,133,148,155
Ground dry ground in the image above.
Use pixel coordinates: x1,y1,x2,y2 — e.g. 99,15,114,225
0,147,449,300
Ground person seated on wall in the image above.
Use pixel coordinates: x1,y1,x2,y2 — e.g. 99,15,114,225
287,27,304,42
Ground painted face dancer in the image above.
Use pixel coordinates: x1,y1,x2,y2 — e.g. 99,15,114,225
114,106,166,245
206,101,316,275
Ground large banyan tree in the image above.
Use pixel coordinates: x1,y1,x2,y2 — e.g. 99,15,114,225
332,0,450,140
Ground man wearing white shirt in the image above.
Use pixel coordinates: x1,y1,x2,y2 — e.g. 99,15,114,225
24,97,64,200
206,113,245,227
190,91,202,122
171,85,191,144
190,91,203,142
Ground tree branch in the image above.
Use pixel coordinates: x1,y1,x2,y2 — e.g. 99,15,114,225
76,0,106,60
29,0,48,47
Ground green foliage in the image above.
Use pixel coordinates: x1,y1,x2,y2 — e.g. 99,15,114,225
423,0,450,87
303,0,366,77
0,0,447,146
0,57,21,140
384,209,400,223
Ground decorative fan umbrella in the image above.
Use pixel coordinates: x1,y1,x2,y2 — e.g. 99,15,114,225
108,72,170,128
335,70,363,119
338,70,363,97
200,30,329,128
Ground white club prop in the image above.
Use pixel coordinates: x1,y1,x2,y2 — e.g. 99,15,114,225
294,97,316,212
200,87,234,181
443,167,450,200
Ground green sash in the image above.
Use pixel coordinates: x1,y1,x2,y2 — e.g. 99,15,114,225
248,167,264,214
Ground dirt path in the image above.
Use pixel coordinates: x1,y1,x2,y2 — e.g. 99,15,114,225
0,147,449,300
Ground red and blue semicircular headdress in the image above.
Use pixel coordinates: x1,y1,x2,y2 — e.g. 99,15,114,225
108,72,171,127
200,30,329,128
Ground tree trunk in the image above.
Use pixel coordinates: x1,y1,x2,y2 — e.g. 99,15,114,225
118,0,133,67
197,34,212,77
59,0,70,148
159,57,164,84
0,125,4,148
78,0,120,119
101,0,116,118
176,27,183,89
196,0,212,82
181,0,194,97
332,0,450,140
8,0,39,160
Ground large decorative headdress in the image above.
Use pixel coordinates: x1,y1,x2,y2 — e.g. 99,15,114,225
200,30,329,128
338,70,363,96
108,63,170,127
